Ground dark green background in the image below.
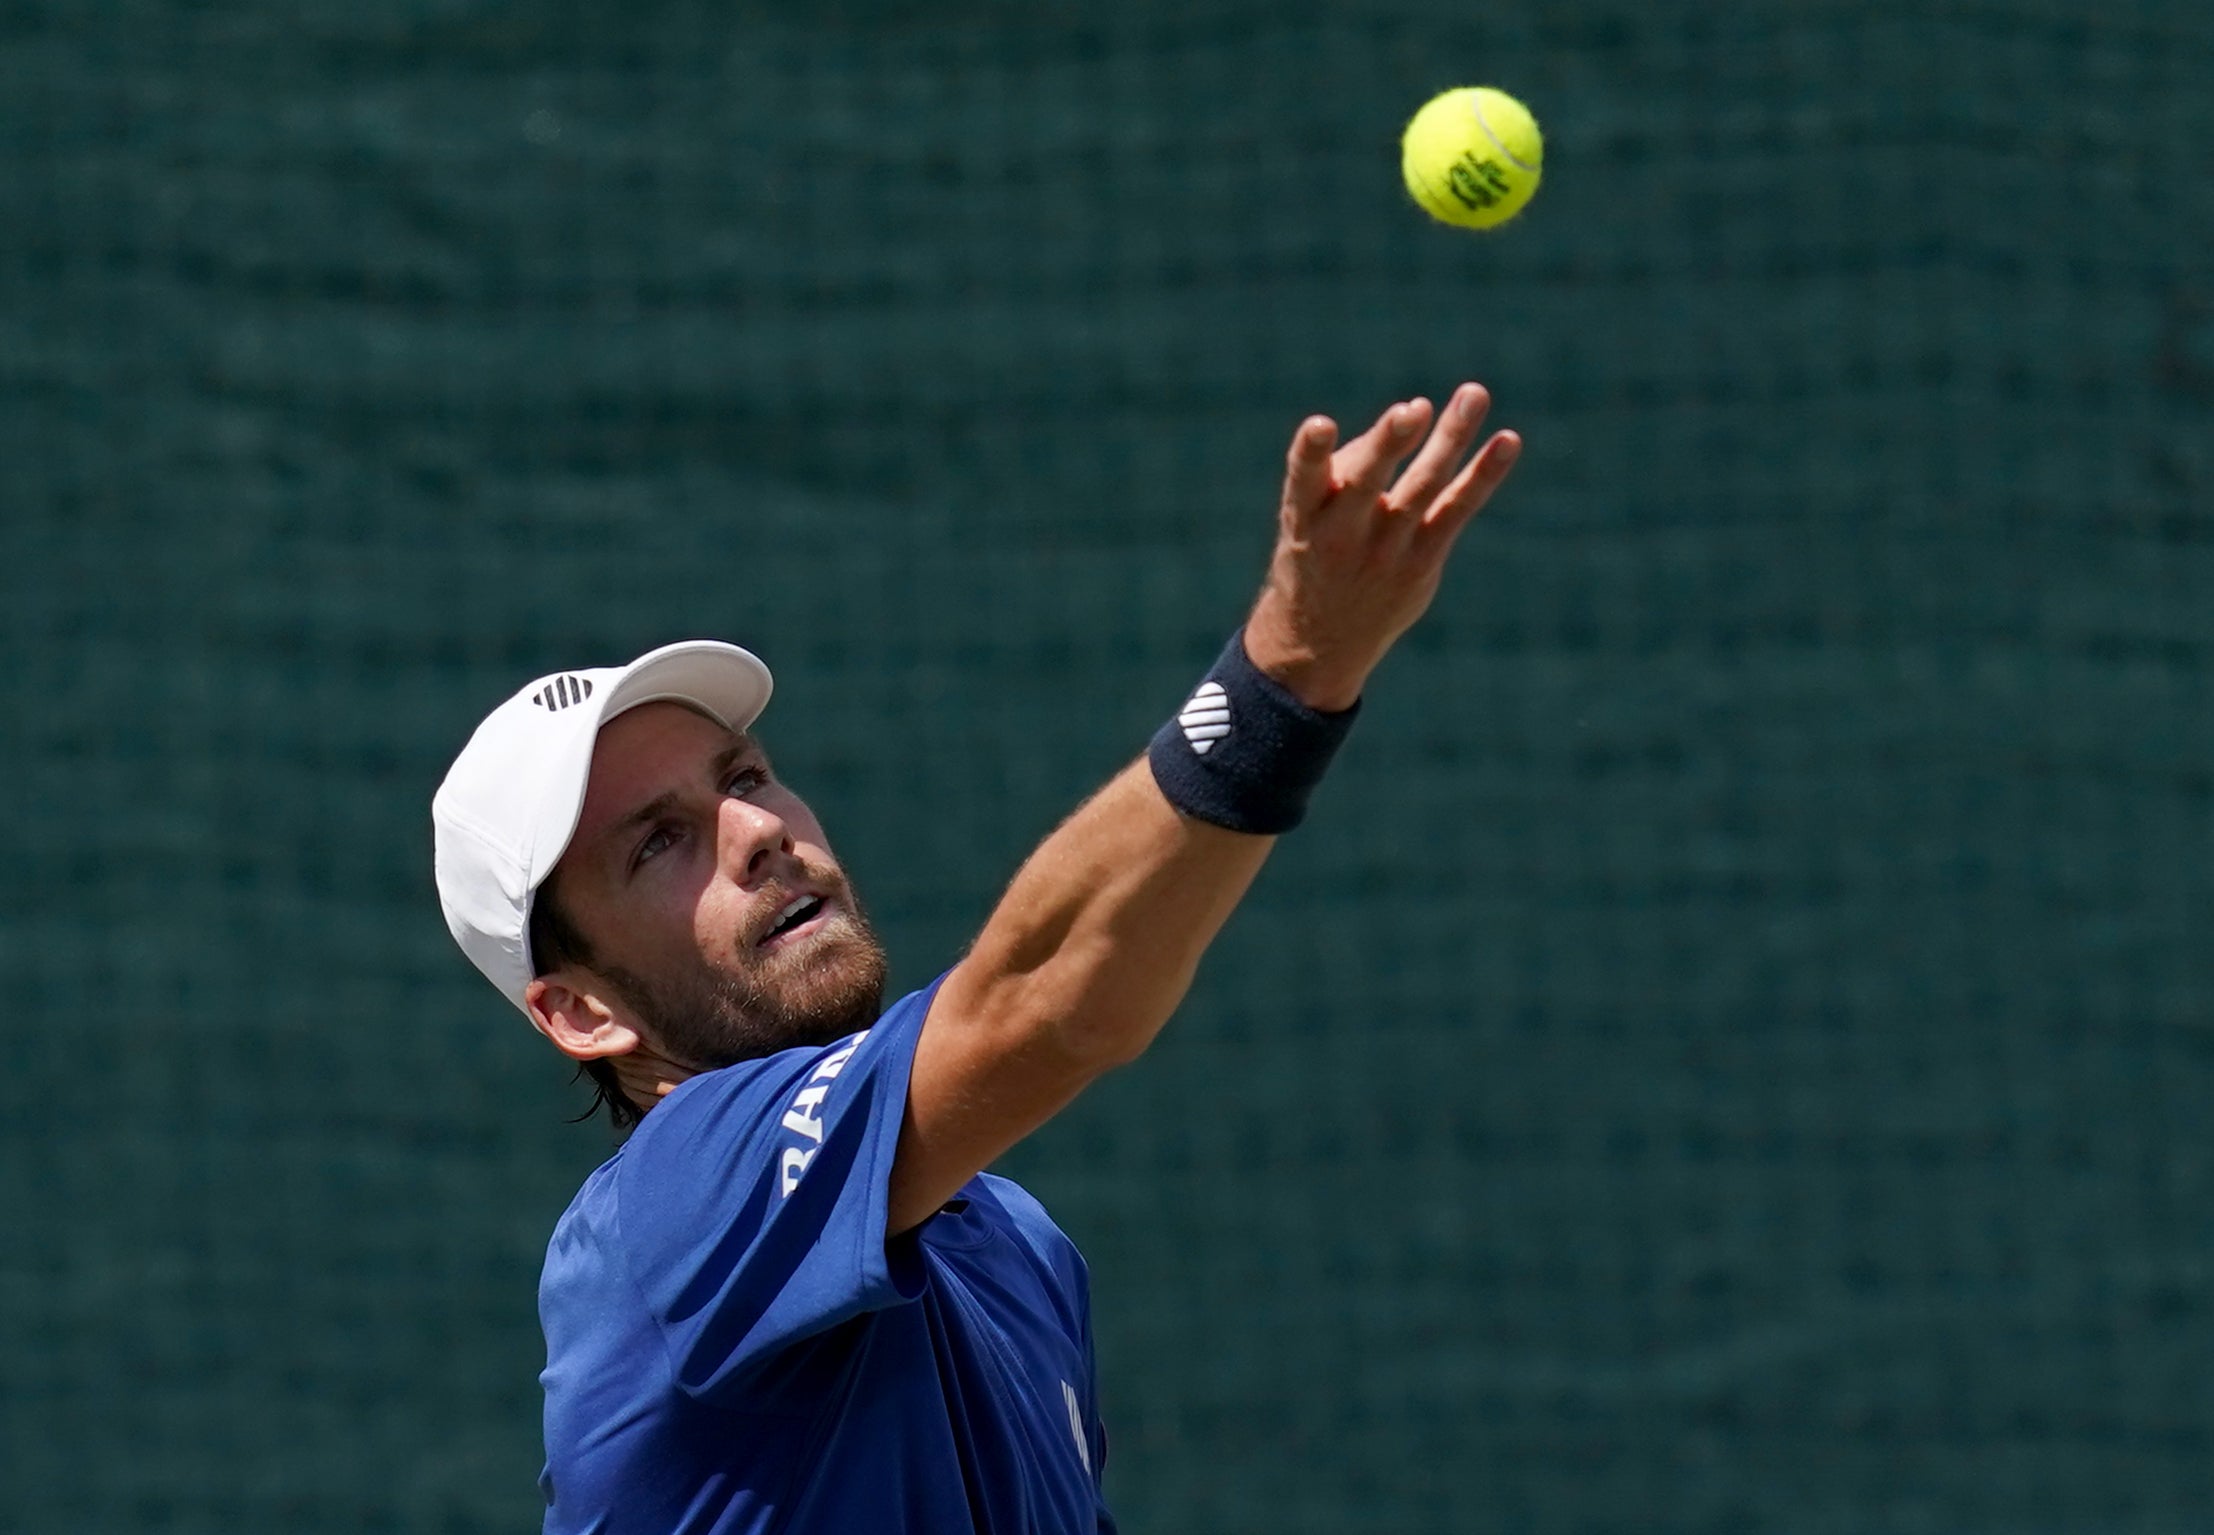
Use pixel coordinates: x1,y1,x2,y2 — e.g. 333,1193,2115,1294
6,1,2213,1530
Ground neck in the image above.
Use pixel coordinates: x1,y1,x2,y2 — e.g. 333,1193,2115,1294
609,1047,697,1118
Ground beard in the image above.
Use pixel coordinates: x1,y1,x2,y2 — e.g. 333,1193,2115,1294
601,885,890,1071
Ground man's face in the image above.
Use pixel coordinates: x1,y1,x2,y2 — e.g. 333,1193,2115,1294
546,701,887,1070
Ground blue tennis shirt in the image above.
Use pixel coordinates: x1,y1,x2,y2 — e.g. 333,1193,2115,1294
536,976,1116,1534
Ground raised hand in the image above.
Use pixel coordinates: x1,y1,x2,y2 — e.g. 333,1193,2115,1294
1242,383,1520,710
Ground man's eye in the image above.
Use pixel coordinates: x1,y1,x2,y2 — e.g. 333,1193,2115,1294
723,767,765,796
636,826,677,866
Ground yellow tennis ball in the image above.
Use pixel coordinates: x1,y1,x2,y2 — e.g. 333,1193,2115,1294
1401,86,1543,230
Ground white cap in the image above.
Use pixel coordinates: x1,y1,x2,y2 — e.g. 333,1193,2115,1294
432,640,774,1013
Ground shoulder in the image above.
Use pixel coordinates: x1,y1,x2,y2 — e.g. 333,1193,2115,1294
611,978,953,1234
627,1047,827,1160
630,976,949,1159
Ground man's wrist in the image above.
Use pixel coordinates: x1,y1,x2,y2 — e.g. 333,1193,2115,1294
1239,613,1370,713
1245,653,1365,714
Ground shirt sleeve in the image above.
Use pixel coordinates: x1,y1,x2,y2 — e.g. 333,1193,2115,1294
613,976,945,1404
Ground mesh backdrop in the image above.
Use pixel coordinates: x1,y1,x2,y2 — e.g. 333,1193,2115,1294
4,1,2213,1531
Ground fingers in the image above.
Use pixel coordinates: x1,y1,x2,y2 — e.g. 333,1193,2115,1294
1287,389,1516,545
1280,415,1339,522
1384,383,1490,517
1419,429,1522,547
1329,398,1432,511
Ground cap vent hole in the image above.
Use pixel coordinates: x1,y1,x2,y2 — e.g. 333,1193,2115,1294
532,675,594,711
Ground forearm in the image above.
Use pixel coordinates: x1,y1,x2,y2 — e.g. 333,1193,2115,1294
945,754,1274,1071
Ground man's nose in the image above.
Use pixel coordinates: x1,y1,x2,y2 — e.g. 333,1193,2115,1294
717,796,794,883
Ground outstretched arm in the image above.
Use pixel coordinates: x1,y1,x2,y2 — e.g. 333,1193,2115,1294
888,384,1521,1234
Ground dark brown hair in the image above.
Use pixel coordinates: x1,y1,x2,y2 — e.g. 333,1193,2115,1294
528,876,646,1132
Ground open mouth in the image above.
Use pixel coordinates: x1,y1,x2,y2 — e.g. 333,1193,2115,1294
757,894,827,949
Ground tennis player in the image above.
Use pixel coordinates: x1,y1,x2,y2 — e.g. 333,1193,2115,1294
433,384,1519,1533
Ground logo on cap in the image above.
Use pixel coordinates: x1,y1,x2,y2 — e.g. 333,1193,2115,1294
532,675,595,711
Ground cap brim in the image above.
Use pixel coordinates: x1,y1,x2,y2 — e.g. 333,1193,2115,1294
520,639,775,893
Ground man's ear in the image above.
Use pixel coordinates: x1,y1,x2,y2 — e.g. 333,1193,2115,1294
525,974,642,1062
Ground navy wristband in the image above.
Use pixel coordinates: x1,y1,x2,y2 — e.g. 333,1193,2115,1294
1146,632,1360,835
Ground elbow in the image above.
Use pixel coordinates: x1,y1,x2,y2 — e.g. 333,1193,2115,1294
1013,976,1164,1075
943,947,1164,1078
952,878,1196,1075
1051,1006,1155,1072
